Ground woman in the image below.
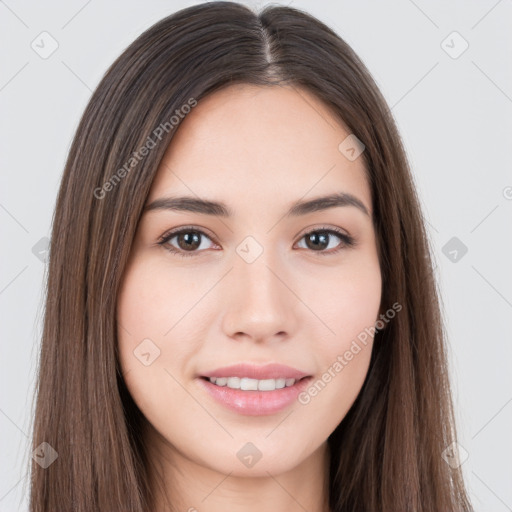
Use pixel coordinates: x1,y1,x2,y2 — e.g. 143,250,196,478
29,2,473,511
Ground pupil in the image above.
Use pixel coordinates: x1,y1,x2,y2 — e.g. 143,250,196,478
307,232,328,250
179,232,200,250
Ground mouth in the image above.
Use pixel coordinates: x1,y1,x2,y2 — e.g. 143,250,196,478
199,362,310,381
197,366,313,416
200,375,310,391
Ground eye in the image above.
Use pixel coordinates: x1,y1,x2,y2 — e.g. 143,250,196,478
157,226,218,258
157,225,355,258
295,226,355,255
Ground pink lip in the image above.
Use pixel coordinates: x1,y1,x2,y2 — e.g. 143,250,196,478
197,375,313,416
200,363,309,380
197,363,312,416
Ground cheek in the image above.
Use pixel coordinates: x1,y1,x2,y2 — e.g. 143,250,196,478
295,316,377,450
305,252,382,342
116,262,195,401
116,264,206,448
117,258,196,348
295,257,381,423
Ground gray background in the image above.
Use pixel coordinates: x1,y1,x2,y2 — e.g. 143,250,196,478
1,0,511,510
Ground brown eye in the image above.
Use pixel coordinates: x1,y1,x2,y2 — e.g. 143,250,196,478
175,231,202,251
158,228,216,258
296,228,355,255
158,226,355,259
304,231,330,251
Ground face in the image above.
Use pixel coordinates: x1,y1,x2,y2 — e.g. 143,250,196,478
116,84,382,478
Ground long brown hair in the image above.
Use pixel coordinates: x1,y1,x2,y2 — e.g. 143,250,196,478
29,2,473,510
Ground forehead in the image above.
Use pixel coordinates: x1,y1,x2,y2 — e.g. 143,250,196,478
147,84,371,215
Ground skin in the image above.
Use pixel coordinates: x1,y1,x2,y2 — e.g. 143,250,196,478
116,83,382,512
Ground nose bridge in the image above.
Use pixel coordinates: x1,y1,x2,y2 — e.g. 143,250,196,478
221,240,295,341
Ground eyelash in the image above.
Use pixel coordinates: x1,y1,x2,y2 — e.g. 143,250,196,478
157,225,356,259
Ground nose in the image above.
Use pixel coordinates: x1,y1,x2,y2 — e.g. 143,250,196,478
221,253,298,344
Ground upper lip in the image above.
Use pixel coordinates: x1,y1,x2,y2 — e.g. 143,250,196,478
200,363,310,380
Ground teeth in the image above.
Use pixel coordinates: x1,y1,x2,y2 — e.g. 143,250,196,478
275,378,286,389
241,377,258,390
208,376,297,391
227,377,241,388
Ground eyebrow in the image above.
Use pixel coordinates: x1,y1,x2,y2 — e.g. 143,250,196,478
143,192,370,218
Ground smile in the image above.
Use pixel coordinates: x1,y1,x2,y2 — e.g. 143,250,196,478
207,376,298,391
198,375,313,416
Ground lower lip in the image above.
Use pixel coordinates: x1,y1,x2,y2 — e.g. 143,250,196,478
198,376,313,416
